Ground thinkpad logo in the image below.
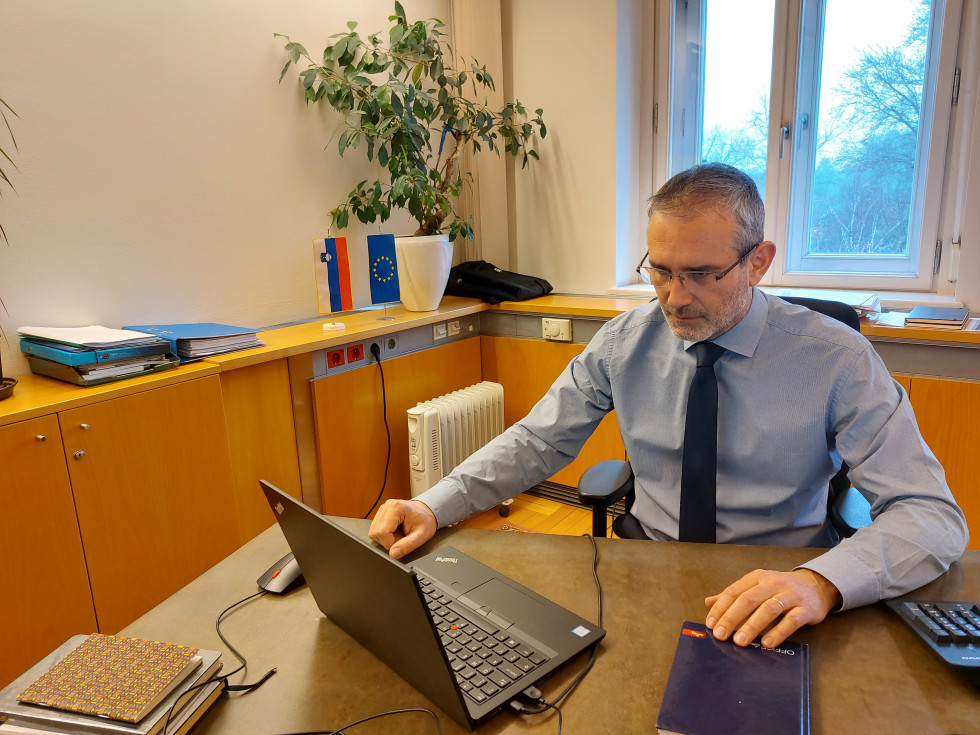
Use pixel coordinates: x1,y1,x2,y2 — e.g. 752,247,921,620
435,556,458,564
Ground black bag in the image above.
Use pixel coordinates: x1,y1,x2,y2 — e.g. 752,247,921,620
443,260,553,305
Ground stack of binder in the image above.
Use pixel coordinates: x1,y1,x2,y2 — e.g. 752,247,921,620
122,323,265,362
0,633,224,735
18,326,179,387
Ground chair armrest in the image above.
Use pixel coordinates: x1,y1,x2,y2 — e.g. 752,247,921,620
578,460,634,508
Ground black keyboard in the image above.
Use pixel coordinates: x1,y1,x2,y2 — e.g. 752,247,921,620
416,573,551,705
885,599,980,671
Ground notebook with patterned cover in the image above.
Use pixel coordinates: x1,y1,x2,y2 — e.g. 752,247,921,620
16,634,200,723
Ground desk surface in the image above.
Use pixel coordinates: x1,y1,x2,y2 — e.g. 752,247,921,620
120,522,979,735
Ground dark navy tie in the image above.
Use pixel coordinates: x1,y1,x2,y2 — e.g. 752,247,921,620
679,341,726,543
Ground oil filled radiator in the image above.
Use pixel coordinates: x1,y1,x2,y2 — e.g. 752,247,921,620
407,381,505,496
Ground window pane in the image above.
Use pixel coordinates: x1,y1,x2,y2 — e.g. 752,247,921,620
701,0,776,196
796,0,932,272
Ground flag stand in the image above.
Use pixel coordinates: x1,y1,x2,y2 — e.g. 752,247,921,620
377,303,395,322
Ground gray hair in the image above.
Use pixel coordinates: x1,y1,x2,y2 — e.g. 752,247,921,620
647,163,765,256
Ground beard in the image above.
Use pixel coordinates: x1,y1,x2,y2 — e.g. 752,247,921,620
660,286,752,342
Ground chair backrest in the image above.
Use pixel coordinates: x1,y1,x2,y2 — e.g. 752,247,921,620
780,296,862,332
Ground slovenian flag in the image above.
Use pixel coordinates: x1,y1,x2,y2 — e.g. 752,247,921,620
313,237,353,314
367,233,400,304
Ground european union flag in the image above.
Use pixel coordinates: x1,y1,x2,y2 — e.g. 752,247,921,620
368,233,400,304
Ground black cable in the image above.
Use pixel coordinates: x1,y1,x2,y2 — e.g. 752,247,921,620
160,589,276,733
275,706,443,735
508,534,602,732
363,343,390,519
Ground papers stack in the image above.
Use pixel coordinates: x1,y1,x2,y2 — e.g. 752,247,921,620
0,634,224,735
18,327,179,386
17,325,165,349
123,323,264,362
903,305,970,330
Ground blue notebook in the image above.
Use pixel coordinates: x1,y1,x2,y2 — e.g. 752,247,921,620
656,622,810,735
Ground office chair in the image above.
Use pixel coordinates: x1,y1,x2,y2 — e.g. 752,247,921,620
577,296,873,540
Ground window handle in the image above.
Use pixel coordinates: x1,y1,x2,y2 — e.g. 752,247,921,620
797,113,809,150
779,122,792,158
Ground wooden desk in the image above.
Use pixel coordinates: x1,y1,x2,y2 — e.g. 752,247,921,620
120,524,979,735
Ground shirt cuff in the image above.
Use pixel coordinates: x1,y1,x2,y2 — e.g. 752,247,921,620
414,476,470,528
797,545,882,611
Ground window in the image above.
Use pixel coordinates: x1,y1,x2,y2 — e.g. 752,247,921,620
657,0,962,290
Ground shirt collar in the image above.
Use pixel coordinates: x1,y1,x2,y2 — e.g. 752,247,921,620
682,287,767,358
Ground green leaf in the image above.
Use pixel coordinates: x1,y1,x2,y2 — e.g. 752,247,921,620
300,69,317,90
347,21,358,31
328,37,348,62
278,60,293,84
286,42,305,63
339,130,349,155
394,1,407,22
412,62,423,86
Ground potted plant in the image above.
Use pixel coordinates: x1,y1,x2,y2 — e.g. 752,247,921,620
277,2,545,311
0,94,18,400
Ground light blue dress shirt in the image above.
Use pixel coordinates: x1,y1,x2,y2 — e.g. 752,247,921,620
416,290,968,609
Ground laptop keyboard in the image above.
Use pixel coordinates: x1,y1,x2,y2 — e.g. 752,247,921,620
417,573,552,704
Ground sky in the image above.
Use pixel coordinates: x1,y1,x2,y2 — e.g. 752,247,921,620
702,0,924,133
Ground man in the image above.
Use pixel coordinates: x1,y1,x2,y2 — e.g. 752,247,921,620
369,163,968,650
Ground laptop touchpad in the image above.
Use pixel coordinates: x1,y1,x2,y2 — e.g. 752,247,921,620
463,578,545,617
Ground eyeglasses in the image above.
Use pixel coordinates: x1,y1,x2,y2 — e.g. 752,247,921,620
636,242,760,288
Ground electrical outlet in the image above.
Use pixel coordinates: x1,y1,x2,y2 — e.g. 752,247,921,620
346,344,364,363
448,319,461,336
433,323,448,341
542,318,572,341
326,348,346,368
383,334,399,354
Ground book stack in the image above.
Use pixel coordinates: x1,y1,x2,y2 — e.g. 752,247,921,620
0,634,224,735
903,305,970,330
122,324,265,362
656,622,810,735
18,326,180,387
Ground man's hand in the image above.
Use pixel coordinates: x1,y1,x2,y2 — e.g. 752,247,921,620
704,568,842,649
368,499,438,560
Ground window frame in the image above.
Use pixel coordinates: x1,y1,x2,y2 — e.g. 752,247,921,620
649,0,963,292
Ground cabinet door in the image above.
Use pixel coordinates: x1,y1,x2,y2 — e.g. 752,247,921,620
220,359,302,542
908,377,980,550
480,336,626,487
60,376,241,632
312,338,483,516
0,415,98,688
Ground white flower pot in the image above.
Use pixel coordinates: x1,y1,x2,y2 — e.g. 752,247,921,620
394,234,454,311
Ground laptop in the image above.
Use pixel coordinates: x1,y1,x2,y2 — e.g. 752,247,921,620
260,480,605,730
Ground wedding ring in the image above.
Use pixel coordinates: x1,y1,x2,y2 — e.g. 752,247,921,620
770,596,785,612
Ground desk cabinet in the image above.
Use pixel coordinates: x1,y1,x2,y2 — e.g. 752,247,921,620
59,375,241,633
311,338,483,515
908,376,980,550
0,415,98,689
218,359,302,542
480,336,626,487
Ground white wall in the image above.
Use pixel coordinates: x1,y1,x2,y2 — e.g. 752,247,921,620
0,0,446,377
2,1,978,378
501,0,626,293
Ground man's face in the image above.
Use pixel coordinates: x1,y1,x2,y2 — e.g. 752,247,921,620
646,210,755,342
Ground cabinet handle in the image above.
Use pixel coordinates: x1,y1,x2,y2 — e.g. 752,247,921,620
36,435,46,442
74,450,85,460
80,423,91,430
